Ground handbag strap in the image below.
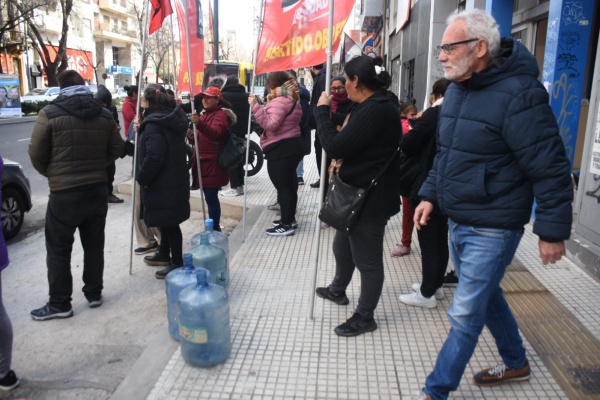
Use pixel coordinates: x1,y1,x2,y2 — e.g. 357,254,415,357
366,146,400,191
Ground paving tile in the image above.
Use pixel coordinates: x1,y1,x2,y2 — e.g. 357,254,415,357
146,136,586,400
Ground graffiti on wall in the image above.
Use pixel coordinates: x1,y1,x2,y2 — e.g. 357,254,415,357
552,72,579,161
561,1,586,25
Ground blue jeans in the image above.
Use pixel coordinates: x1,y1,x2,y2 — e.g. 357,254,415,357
296,158,304,178
203,188,221,232
424,220,526,400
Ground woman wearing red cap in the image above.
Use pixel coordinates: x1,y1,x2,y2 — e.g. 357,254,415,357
190,86,237,231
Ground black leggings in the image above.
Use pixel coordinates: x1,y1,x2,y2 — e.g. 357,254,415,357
267,154,302,225
159,226,183,266
416,211,449,298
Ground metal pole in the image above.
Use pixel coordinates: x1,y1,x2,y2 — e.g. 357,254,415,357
129,0,151,276
170,13,177,97
23,21,32,91
213,0,219,63
184,0,207,219
309,0,334,320
242,0,266,242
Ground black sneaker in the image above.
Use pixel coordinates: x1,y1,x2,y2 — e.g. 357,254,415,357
31,303,74,321
0,370,19,391
298,177,304,185
155,263,181,280
88,297,103,308
107,194,124,203
272,219,298,229
134,244,159,255
473,361,530,387
315,286,349,305
266,224,295,236
143,252,171,266
443,270,459,287
334,313,378,337
310,179,321,188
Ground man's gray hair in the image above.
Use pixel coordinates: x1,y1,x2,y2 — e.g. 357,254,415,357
447,9,501,59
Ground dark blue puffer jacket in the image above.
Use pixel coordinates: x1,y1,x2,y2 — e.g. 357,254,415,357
419,39,572,242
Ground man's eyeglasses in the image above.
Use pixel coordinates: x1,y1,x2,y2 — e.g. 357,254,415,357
437,38,479,55
330,86,345,93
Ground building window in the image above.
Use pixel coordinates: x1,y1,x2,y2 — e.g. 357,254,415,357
402,59,415,103
112,47,120,66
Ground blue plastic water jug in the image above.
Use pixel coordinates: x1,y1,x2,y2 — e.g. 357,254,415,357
178,268,231,367
188,232,228,288
191,219,229,261
165,254,204,341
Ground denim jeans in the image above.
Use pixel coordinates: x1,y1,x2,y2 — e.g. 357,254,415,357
424,220,526,400
203,187,221,231
296,158,304,178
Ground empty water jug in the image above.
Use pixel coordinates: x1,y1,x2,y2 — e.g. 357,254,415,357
166,254,204,341
188,232,228,288
178,268,231,367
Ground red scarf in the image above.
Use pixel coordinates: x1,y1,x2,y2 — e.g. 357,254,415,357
331,92,349,113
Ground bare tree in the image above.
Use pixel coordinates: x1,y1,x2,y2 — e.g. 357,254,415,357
22,0,74,86
147,26,172,83
0,0,52,73
129,0,148,85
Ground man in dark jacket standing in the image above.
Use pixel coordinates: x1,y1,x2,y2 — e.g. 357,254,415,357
308,63,327,188
28,70,124,320
220,75,249,197
413,10,572,400
94,84,124,204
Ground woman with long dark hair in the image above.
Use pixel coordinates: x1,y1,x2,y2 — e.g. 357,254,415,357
122,85,138,135
249,71,304,236
136,84,190,279
315,56,401,337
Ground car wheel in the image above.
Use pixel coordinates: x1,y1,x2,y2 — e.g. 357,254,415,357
2,187,25,240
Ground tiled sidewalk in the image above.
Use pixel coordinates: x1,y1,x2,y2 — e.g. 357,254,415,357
147,145,599,400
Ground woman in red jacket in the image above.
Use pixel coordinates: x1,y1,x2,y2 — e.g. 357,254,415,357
189,87,236,231
122,85,139,135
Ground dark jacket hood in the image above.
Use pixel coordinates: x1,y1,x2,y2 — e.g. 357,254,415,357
94,85,113,105
51,94,107,119
469,38,539,88
141,104,189,134
221,83,247,93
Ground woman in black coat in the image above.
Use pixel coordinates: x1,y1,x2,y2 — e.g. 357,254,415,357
220,75,249,196
398,78,451,308
136,84,191,279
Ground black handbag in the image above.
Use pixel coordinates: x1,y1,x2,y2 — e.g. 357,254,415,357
218,134,247,170
397,150,420,198
319,148,399,234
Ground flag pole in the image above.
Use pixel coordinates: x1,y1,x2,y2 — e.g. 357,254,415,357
170,12,178,96
129,0,151,276
242,0,266,242
309,0,334,320
183,0,207,219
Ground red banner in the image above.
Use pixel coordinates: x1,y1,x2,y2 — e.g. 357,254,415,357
175,0,204,94
44,46,94,81
255,0,354,74
149,0,174,35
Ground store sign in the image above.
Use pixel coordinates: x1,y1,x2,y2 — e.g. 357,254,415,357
44,46,94,81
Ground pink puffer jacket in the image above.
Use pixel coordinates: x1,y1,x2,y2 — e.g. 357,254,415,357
251,96,301,149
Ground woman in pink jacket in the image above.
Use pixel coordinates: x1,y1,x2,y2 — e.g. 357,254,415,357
249,71,303,236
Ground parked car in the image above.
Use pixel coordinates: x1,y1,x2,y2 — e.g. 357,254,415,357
111,87,127,100
1,159,32,240
22,87,60,103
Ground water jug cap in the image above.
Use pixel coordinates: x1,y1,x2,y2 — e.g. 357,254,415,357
196,268,208,286
183,253,194,270
205,219,214,229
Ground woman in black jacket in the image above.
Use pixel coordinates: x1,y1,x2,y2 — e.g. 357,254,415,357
398,78,451,308
136,84,191,279
220,75,249,197
314,56,401,337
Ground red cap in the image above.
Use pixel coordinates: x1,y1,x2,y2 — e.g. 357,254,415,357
198,86,222,100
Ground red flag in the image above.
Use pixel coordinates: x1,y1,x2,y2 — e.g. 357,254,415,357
175,0,204,91
149,0,174,35
256,0,355,74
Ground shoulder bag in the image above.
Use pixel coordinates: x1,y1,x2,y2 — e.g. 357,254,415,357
319,148,399,234
217,133,247,170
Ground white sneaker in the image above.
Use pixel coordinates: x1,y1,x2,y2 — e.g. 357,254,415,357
236,186,244,195
399,290,437,308
220,188,241,197
411,283,444,300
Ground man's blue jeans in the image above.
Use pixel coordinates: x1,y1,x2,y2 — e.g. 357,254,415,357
424,220,527,399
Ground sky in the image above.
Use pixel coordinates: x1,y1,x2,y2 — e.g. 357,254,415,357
207,0,262,61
